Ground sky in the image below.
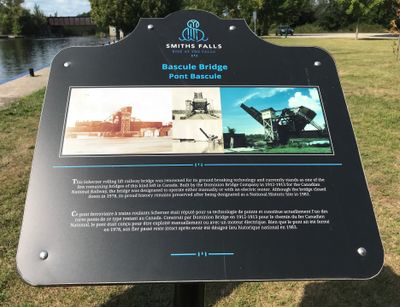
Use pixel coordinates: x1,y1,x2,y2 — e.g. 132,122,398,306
23,0,91,16
220,87,327,135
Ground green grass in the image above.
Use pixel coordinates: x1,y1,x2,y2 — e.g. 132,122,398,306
0,38,399,306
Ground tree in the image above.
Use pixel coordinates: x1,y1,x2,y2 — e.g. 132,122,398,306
0,0,25,35
88,0,398,37
292,0,317,27
184,0,263,35
316,0,350,31
389,0,400,59
236,0,264,33
184,0,263,23
367,0,400,27
90,0,182,37
185,0,309,35
339,0,384,39
76,12,91,17
184,0,226,14
27,4,47,35
258,0,311,35
0,1,48,36
0,2,7,34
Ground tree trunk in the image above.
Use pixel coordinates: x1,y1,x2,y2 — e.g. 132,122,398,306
355,18,360,40
260,19,270,36
397,33,400,60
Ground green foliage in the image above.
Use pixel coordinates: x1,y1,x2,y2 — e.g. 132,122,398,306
0,1,48,36
227,127,236,134
90,0,317,35
345,21,386,31
338,0,384,38
313,0,396,32
317,0,350,30
185,0,311,34
20,4,48,36
340,0,384,18
368,0,400,27
90,0,182,34
0,0,21,34
291,23,324,33
0,0,398,36
258,0,311,34
185,0,263,32
292,0,317,26
76,11,91,17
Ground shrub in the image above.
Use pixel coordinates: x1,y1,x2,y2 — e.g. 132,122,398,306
294,23,324,33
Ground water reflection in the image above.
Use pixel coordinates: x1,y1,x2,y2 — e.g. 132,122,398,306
0,36,107,83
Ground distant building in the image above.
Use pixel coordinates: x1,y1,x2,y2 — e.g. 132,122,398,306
66,106,171,138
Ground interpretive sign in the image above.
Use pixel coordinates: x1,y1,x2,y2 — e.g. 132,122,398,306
17,10,383,285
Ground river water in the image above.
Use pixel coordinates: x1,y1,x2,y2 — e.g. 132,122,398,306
0,36,108,84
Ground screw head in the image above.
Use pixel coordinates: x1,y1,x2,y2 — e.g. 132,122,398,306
63,62,71,68
39,250,48,260
147,24,154,30
314,61,322,67
357,247,367,257
229,25,236,31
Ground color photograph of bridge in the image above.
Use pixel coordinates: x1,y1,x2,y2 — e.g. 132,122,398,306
220,87,333,154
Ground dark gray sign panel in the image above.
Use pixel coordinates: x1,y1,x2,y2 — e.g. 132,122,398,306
17,10,383,285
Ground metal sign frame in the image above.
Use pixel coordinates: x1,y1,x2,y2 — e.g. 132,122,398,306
17,10,383,286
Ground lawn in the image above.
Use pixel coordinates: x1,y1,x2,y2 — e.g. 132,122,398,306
0,38,399,306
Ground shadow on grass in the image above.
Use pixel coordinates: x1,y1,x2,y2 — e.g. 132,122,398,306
101,282,240,307
101,267,398,306
100,284,174,307
300,266,400,307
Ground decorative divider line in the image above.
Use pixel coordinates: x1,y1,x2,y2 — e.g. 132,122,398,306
53,163,343,169
170,251,235,257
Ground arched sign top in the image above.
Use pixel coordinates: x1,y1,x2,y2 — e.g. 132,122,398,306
123,9,280,48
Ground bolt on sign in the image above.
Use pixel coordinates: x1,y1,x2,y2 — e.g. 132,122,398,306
17,10,383,285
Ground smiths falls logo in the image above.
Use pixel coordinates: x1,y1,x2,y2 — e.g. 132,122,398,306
166,19,222,50
179,19,208,42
